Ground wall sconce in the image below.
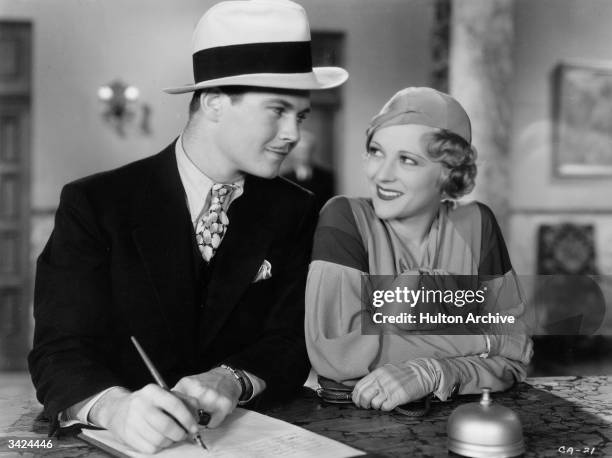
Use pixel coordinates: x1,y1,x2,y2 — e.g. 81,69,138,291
97,79,151,137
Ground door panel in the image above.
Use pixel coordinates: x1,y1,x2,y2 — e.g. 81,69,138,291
0,22,31,370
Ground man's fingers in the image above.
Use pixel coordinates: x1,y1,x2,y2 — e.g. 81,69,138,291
173,391,200,414
145,409,189,442
205,402,233,428
195,389,233,428
171,369,242,429
103,385,198,454
127,434,158,455
114,421,151,454
132,419,173,453
173,377,198,397
143,386,198,434
207,407,231,429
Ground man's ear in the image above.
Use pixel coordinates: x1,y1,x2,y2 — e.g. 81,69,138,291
200,88,225,121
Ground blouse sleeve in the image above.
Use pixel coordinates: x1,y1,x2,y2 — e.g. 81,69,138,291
429,203,532,399
305,196,381,382
430,353,529,400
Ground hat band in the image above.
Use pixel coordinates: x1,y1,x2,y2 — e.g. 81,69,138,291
193,41,313,83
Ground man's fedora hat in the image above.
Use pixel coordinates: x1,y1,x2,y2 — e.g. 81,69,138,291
164,0,349,94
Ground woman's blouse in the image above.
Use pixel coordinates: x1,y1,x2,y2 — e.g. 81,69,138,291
305,196,531,400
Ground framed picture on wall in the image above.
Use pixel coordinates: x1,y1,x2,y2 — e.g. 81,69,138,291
553,60,612,177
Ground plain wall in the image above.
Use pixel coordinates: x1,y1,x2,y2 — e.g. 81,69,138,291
303,0,434,196
506,0,612,278
0,0,434,210
509,0,612,211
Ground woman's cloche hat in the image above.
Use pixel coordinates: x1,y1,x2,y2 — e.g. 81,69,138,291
366,87,472,146
164,0,349,94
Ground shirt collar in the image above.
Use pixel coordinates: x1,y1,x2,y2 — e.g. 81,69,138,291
175,136,244,224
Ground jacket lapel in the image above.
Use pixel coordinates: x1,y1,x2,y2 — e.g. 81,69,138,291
200,175,275,348
131,143,198,343
130,147,278,351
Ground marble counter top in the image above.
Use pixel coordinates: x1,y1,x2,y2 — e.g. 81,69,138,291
1,373,611,457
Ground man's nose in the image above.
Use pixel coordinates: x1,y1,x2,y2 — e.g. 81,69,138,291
278,116,300,144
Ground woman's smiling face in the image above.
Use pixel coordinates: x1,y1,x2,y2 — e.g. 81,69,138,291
364,124,445,221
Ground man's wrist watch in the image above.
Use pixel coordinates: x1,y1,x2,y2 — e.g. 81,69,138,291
219,364,253,402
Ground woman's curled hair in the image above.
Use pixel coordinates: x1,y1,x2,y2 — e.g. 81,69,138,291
425,129,477,199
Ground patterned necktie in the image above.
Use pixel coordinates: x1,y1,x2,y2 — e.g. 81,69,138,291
195,183,236,262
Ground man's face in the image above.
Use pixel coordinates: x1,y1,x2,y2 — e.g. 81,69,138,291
215,90,311,179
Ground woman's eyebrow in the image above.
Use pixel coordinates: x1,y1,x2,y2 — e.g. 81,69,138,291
398,149,427,160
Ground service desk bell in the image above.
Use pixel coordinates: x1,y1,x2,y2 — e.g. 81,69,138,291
447,388,525,457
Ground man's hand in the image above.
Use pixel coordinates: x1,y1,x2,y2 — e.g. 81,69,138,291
352,360,437,411
90,385,199,454
173,367,242,428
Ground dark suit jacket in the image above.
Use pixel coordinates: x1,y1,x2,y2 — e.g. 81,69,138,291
283,166,334,213
28,142,317,422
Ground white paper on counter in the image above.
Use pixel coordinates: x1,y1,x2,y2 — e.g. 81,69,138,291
80,407,365,458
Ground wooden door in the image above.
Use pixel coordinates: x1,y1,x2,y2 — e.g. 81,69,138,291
0,22,32,370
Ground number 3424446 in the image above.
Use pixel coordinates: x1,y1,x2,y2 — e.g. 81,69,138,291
7,438,54,449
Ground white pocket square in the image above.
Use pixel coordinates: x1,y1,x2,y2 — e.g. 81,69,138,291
253,260,272,283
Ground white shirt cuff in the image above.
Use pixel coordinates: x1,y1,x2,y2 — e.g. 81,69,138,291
59,386,119,427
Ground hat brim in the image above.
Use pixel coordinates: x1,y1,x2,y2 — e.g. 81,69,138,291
163,66,348,94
